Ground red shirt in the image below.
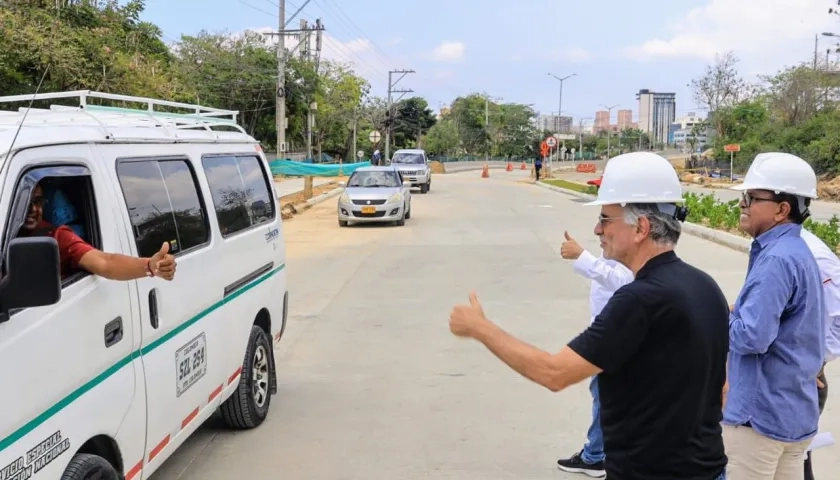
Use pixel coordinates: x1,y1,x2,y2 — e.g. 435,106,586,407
24,221,95,278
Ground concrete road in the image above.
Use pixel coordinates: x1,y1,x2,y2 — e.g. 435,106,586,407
152,169,839,479
274,177,334,198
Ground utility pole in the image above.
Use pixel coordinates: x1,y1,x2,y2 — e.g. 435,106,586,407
385,69,415,160
485,97,489,163
547,72,576,132
600,103,619,157
578,118,583,160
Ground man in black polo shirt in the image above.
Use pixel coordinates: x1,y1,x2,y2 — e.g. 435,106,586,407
449,152,729,479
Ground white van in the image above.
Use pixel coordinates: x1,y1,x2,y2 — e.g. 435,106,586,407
0,91,288,480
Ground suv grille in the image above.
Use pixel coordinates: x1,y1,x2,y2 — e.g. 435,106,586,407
400,170,420,175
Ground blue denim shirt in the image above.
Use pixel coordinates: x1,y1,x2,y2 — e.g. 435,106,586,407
724,223,824,442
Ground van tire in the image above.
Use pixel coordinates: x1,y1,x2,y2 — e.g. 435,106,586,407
60,453,120,480
220,326,273,429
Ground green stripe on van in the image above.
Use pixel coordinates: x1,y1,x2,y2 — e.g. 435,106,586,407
0,263,284,453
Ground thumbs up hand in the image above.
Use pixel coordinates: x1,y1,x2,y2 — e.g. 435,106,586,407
560,230,584,260
449,291,488,339
149,241,177,281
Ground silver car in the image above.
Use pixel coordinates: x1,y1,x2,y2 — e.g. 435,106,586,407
337,166,412,227
391,148,431,194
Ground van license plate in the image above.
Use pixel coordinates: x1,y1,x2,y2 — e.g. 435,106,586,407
361,206,376,214
176,333,208,397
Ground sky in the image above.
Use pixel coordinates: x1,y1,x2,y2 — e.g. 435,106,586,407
143,0,839,126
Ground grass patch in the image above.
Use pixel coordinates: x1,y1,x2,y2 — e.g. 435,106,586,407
541,179,598,195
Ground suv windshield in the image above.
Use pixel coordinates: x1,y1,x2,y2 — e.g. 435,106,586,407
347,171,401,188
391,152,425,165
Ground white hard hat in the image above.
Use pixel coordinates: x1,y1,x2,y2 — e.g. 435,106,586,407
586,152,684,206
730,152,818,199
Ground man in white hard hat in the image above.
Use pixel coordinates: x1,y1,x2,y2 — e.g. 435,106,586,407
556,231,633,477
449,152,729,479
799,227,838,480
725,152,824,479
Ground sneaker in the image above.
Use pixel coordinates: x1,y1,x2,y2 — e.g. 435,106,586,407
557,450,606,478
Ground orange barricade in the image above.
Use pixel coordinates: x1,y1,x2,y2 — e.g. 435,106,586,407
506,162,513,172
575,163,597,173
521,162,527,170
481,164,489,178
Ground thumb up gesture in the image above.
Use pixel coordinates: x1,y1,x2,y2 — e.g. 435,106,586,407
149,242,177,281
560,231,584,260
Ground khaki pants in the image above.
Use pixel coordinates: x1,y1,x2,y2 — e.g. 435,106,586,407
723,424,812,480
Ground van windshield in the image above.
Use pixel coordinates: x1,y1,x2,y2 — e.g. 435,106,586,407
391,152,425,165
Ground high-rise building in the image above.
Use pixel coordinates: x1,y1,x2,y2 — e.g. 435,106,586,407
637,89,676,146
594,110,609,132
617,110,633,130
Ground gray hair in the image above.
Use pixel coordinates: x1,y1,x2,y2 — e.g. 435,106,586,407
622,203,682,246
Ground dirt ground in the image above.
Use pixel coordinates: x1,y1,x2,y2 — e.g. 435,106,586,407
278,182,341,220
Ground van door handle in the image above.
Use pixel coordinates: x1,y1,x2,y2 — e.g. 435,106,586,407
149,289,159,329
104,317,123,347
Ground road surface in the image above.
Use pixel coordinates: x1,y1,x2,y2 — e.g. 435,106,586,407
152,169,839,479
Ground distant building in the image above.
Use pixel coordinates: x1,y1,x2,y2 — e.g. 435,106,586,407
617,109,633,130
637,89,676,146
594,110,610,133
534,114,573,132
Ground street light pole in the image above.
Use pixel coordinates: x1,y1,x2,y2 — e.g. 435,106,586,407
547,73,576,132
600,103,619,156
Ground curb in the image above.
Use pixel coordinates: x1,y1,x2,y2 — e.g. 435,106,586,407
534,181,751,254
303,185,343,208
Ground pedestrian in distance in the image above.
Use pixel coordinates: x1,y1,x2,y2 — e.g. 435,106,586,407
557,231,633,477
534,155,543,181
724,152,824,480
448,151,729,480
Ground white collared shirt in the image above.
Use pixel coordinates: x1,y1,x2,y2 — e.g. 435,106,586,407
800,228,840,363
572,249,635,324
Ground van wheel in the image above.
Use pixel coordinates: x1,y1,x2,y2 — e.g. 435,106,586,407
220,326,274,429
60,453,119,480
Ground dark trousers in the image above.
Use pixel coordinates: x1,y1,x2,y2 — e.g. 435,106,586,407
804,367,828,480
535,166,541,181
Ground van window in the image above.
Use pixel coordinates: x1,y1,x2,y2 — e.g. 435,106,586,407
201,155,276,237
116,159,210,257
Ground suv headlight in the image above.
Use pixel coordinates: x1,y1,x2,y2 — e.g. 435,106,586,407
340,193,351,203
387,192,402,203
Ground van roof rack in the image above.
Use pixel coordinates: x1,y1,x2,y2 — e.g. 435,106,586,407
0,90,249,138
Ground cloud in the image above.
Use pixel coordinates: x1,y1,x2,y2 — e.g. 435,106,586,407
621,0,836,71
427,41,466,62
508,48,592,63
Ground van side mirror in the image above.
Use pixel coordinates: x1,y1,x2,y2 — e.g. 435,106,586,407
338,181,346,188
403,181,411,187
0,237,61,320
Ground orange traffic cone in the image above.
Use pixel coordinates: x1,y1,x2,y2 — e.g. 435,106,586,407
506,162,513,172
521,162,527,170
481,164,490,178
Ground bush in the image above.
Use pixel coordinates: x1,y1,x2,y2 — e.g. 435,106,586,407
684,192,840,252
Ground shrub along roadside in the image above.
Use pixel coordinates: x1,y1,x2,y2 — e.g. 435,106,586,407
539,180,840,252
542,179,598,195
684,192,840,252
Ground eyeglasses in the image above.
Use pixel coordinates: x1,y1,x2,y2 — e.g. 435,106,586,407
29,197,47,208
598,214,624,226
740,191,778,208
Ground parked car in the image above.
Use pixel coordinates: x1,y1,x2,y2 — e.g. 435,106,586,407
390,148,431,193
337,166,412,227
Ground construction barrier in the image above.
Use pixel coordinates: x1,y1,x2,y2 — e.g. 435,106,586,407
521,162,527,170
481,164,490,178
575,163,597,173
270,160,371,177
506,162,513,172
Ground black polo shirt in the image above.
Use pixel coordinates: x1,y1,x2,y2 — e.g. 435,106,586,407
568,251,729,480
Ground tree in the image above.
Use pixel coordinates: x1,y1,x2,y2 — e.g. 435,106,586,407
392,97,436,149
424,117,458,156
690,51,751,136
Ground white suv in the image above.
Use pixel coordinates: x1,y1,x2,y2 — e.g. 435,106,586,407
390,149,431,194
